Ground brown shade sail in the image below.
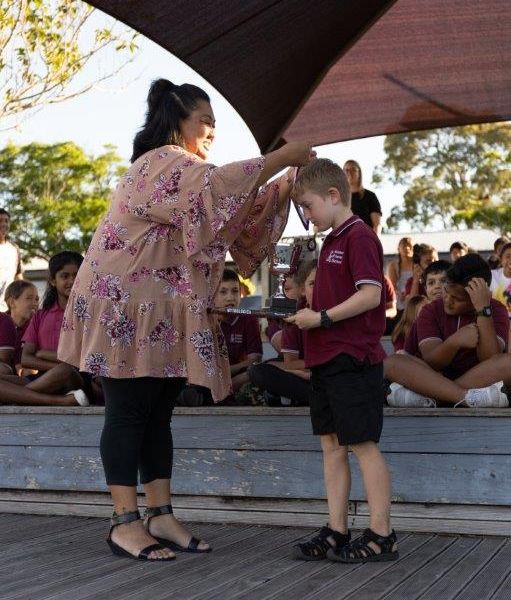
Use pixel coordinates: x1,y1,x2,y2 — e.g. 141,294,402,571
87,0,511,151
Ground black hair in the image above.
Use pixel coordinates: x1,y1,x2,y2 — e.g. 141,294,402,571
449,241,468,253
42,251,83,310
0,208,10,219
412,243,436,265
423,259,451,281
446,253,491,287
494,236,509,251
499,242,511,258
131,79,210,162
221,268,240,283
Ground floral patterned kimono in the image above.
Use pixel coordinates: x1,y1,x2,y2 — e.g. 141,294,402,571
58,145,291,401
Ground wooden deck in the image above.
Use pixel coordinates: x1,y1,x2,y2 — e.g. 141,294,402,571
2,515,511,600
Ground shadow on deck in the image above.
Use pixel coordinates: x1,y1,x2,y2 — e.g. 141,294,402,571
2,514,511,600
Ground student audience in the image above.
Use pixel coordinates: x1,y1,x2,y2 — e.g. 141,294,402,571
404,243,438,301
385,254,510,408
449,241,468,263
488,236,510,270
248,260,316,407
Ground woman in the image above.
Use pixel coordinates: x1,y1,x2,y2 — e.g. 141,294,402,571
343,160,382,234
387,237,414,315
58,78,314,562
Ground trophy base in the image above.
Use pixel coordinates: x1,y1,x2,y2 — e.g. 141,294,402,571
268,296,298,315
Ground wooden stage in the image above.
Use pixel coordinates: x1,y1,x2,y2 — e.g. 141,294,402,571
1,405,511,536
2,514,511,600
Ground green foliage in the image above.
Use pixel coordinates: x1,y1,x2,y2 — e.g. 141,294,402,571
0,0,138,125
373,123,511,235
0,142,126,259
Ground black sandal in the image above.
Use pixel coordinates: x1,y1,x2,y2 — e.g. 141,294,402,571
106,509,175,561
292,526,351,561
145,504,212,553
327,528,398,563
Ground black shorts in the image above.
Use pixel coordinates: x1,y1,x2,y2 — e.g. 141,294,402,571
310,353,384,446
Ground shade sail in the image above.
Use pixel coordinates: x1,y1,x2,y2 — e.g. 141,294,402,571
87,0,511,151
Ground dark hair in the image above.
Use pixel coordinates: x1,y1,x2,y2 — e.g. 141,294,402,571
42,251,83,310
423,259,451,281
4,280,37,314
296,259,318,286
446,253,491,287
494,236,509,251
449,241,468,253
221,268,240,283
499,242,511,258
0,208,10,219
412,243,436,265
131,79,210,162
391,295,428,345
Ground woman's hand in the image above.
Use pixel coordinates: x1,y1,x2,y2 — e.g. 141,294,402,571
280,142,316,167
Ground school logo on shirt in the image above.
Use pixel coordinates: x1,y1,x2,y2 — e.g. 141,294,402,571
326,250,344,264
230,333,243,344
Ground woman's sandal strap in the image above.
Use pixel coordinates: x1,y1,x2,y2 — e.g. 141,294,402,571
294,526,350,560
333,528,398,562
138,543,170,560
110,509,141,527
145,504,174,520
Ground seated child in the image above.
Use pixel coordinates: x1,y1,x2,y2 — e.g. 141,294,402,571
249,260,316,406
0,278,89,406
287,158,397,563
177,268,263,406
404,243,439,302
390,295,427,353
265,273,302,355
386,254,510,408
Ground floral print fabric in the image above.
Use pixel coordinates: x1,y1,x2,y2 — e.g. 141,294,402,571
58,145,291,401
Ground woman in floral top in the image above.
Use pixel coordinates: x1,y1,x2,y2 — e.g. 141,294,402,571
58,79,314,561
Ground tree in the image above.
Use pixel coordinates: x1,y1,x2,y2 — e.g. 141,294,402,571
0,141,125,259
0,0,138,128
373,123,511,235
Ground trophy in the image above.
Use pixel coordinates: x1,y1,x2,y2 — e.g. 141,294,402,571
267,243,302,315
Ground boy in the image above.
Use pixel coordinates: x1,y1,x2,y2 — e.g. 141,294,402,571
385,254,510,407
287,159,398,563
216,269,262,395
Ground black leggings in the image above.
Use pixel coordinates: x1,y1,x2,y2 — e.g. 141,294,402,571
248,362,311,406
100,377,185,486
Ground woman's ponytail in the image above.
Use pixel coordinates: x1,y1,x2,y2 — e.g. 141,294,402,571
131,79,210,162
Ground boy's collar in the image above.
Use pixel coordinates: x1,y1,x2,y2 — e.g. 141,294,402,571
328,214,364,238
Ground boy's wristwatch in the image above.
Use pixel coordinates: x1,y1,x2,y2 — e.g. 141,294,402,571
476,305,492,317
320,310,334,328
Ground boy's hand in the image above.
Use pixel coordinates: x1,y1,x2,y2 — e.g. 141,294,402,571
285,308,321,330
452,323,479,348
412,263,423,281
465,277,492,311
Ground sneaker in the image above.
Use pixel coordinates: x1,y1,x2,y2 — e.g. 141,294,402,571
462,382,509,408
387,383,436,408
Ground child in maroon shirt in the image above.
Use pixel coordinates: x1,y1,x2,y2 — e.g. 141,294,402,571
287,159,397,564
385,255,510,407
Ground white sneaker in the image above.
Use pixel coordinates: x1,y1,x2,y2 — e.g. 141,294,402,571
387,383,436,408
463,382,509,408
67,389,90,406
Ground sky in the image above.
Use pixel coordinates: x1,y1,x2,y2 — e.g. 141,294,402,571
0,8,406,238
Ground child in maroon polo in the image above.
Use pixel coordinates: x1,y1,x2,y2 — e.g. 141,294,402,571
385,255,510,407
287,158,397,564
0,311,17,374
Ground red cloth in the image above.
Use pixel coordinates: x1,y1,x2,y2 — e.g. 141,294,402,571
404,276,427,298
416,298,509,378
281,323,304,358
304,216,386,368
22,303,64,352
220,314,262,365
0,312,17,370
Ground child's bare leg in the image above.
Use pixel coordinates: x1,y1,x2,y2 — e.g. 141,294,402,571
0,373,26,385
456,354,511,389
27,363,82,394
350,441,391,539
384,354,465,405
0,378,77,406
231,371,250,393
320,433,350,533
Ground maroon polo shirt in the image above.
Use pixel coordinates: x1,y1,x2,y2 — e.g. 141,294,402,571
220,314,262,365
23,303,64,352
416,298,509,379
0,311,17,370
403,321,420,356
304,216,386,368
281,323,304,358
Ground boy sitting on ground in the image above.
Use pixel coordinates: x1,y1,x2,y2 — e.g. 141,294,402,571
385,254,510,407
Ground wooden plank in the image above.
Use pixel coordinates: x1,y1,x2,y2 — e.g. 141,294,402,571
2,446,510,505
2,413,511,454
491,572,511,600
1,405,510,417
417,537,506,600
454,540,511,600
382,536,481,600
